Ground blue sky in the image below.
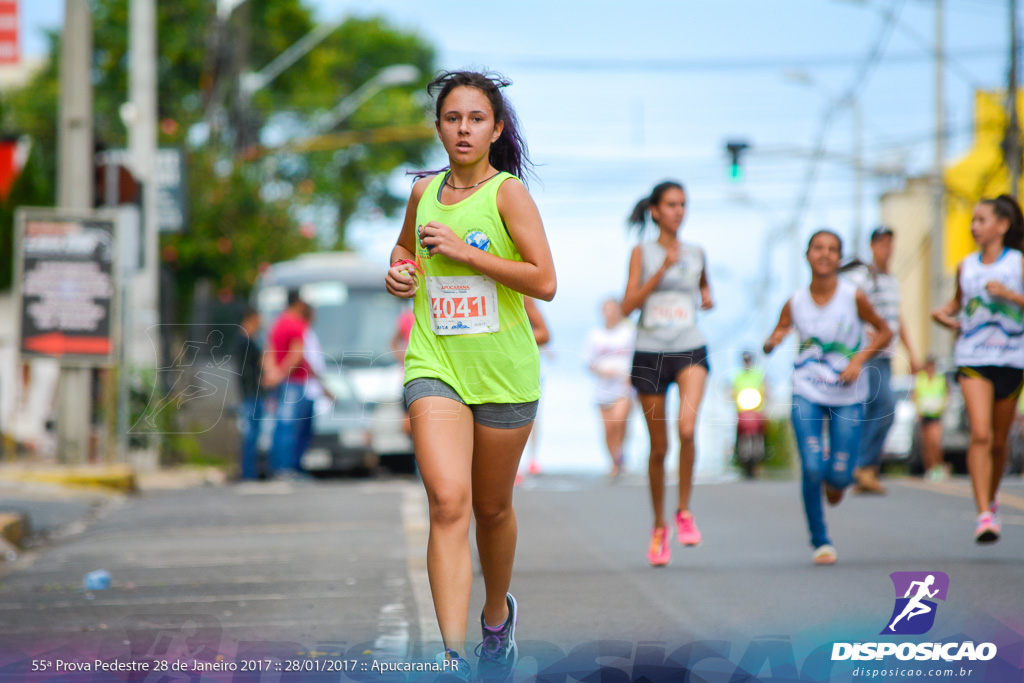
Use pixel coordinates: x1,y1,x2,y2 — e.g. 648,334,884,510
21,1,1019,470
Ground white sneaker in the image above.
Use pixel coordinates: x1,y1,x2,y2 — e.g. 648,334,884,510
813,544,838,565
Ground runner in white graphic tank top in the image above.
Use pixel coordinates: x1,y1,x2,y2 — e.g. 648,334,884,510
933,194,1024,545
763,230,891,566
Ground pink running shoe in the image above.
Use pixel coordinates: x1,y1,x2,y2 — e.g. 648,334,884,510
675,510,703,546
647,527,671,566
974,512,1000,544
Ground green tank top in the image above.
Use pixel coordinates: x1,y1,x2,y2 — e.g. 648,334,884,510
914,371,946,418
731,367,765,395
403,171,541,404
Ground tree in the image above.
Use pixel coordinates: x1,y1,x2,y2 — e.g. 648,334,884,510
0,0,437,307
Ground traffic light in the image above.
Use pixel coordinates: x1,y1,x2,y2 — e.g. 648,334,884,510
726,141,750,182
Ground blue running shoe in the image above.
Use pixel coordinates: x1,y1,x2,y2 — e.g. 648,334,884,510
476,593,518,683
434,649,471,682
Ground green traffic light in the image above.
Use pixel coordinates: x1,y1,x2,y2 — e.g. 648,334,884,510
726,140,750,183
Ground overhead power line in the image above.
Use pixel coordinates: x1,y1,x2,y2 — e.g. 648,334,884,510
446,46,1003,74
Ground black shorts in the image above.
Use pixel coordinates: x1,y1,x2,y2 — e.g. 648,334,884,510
630,347,710,395
920,415,941,425
957,366,1024,401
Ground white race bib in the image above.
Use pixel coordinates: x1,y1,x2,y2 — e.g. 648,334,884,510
920,396,944,416
645,291,696,329
427,275,500,336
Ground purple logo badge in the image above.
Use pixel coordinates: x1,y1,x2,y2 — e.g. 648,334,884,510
881,571,949,635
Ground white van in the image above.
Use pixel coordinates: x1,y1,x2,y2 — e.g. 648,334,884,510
253,252,413,473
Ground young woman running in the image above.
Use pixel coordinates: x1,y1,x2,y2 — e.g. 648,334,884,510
583,298,635,477
932,195,1024,544
763,230,891,565
621,181,713,567
384,71,555,680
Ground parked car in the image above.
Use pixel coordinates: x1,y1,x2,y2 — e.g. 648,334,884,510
880,374,917,463
887,367,1022,476
252,252,414,474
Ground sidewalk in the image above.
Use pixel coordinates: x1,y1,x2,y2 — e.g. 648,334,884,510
0,463,227,556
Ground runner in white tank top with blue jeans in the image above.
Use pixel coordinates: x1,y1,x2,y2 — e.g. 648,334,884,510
933,195,1024,545
764,230,892,565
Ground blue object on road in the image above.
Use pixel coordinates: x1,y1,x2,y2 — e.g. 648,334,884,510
83,569,111,590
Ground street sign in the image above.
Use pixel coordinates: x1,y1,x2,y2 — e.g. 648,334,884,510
154,148,185,232
15,208,120,366
0,0,18,66
96,147,186,232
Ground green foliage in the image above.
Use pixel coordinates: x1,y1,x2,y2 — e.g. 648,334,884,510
161,148,314,310
0,0,438,300
731,418,797,479
125,365,225,468
762,418,797,478
253,15,438,247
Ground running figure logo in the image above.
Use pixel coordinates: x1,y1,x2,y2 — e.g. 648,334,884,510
881,571,949,635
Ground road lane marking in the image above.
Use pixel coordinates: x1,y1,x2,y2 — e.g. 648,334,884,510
896,478,1024,510
77,520,392,543
401,483,435,655
0,591,364,610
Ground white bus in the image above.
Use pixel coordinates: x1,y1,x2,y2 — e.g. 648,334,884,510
253,252,414,474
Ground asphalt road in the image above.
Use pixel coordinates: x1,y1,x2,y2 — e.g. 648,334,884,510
1,472,1022,681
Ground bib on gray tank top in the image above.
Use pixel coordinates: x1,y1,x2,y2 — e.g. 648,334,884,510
635,241,707,353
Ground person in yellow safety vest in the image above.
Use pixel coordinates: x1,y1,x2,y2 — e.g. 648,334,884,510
732,351,767,411
915,356,948,482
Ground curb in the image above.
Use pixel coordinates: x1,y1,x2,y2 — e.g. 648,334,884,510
0,466,137,494
0,511,26,548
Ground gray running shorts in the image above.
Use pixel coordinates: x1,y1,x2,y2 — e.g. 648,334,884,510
404,377,538,430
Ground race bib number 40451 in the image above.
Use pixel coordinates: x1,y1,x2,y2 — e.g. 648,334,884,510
427,275,500,336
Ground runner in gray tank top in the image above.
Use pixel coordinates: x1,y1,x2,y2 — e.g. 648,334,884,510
621,180,714,567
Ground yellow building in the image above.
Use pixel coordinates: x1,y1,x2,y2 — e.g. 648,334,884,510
881,89,1023,373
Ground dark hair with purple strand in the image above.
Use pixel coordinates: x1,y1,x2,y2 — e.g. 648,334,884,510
980,194,1024,251
412,70,534,185
627,180,686,236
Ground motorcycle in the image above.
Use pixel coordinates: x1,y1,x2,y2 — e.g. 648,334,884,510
734,386,767,478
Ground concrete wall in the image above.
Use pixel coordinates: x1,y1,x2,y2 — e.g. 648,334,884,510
0,293,60,455
879,177,952,373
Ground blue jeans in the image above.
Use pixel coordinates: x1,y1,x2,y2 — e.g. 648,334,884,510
271,382,314,474
295,396,314,471
857,356,894,470
791,396,863,548
238,395,264,480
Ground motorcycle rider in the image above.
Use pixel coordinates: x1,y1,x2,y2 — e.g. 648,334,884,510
731,350,769,476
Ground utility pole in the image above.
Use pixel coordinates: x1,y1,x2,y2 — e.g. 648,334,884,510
126,0,158,362
229,0,253,151
55,0,93,464
125,0,160,460
929,0,947,359
852,98,864,260
1008,0,1021,194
